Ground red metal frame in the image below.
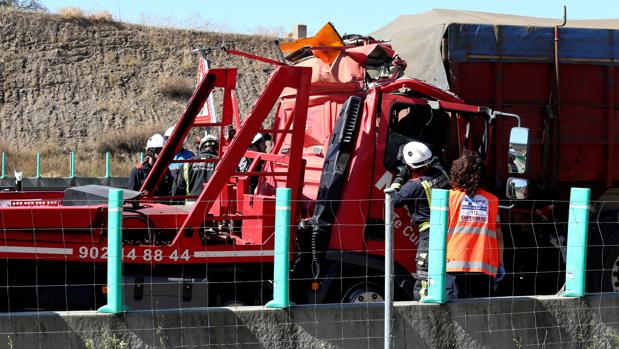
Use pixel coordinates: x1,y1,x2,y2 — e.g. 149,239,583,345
0,40,517,306
0,65,312,266
142,69,238,195
181,66,311,231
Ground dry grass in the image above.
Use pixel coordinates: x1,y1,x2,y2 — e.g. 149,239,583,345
0,127,167,178
120,53,140,67
57,7,84,20
156,75,194,100
95,125,165,155
57,7,114,22
0,140,136,177
90,10,112,22
97,96,134,117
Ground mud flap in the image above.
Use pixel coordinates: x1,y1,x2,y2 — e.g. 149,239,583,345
124,276,209,309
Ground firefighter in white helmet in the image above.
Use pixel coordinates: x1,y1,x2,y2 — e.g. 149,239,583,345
390,141,450,300
128,133,173,196
172,134,219,203
163,125,195,178
238,133,271,193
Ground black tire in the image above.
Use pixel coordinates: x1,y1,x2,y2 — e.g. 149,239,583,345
341,280,384,303
588,228,619,292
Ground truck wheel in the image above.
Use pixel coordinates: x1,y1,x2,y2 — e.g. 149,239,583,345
605,231,619,291
588,229,619,292
611,255,619,292
342,281,384,303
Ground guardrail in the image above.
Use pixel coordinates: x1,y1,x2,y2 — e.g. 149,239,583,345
0,184,608,348
0,151,144,179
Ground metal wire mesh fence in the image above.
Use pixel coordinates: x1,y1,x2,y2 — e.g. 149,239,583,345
0,151,144,180
0,189,617,348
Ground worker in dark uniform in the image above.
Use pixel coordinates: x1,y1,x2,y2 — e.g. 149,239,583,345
238,133,270,193
171,134,219,203
164,125,195,178
128,133,173,197
390,141,450,300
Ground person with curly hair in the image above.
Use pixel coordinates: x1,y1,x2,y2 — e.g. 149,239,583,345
446,150,505,298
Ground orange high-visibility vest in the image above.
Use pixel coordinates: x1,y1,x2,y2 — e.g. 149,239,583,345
446,188,499,277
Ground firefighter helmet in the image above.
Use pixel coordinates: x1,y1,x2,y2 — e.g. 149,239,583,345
146,134,165,149
200,134,219,149
164,126,175,140
251,133,265,145
402,141,433,169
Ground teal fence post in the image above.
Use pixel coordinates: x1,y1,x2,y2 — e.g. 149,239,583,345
105,152,110,178
563,187,591,297
139,152,144,163
1,152,6,179
98,188,127,313
422,188,450,304
266,187,292,308
69,152,75,178
35,152,41,179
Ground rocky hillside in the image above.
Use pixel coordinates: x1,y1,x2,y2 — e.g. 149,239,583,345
0,8,276,152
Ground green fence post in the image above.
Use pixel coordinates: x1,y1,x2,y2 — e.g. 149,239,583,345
98,188,127,313
69,152,75,178
105,152,110,178
422,188,450,304
563,187,591,297
266,187,292,308
35,152,41,179
1,152,6,179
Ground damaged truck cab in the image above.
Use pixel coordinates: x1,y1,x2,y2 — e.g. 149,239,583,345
0,23,529,309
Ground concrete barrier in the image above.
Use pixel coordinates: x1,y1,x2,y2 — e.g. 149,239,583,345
0,294,618,348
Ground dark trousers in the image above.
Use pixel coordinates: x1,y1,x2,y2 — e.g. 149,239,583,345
413,229,429,300
449,272,493,299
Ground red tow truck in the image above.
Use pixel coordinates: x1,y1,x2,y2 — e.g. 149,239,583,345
0,22,576,310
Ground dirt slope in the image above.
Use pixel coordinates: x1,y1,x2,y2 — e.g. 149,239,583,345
0,8,276,152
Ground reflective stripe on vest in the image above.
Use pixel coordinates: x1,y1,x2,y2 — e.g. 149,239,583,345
448,226,497,239
419,221,430,232
420,169,449,206
419,168,450,233
419,180,432,233
183,163,190,196
421,180,432,205
446,261,498,275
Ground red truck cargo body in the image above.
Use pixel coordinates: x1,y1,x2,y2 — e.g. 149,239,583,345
445,24,619,198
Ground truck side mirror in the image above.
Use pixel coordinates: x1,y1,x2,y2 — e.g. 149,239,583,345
508,127,529,174
506,177,529,200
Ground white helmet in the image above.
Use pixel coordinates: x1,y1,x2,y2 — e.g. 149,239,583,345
164,126,175,139
251,133,264,145
402,141,433,169
146,134,165,149
200,134,219,149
